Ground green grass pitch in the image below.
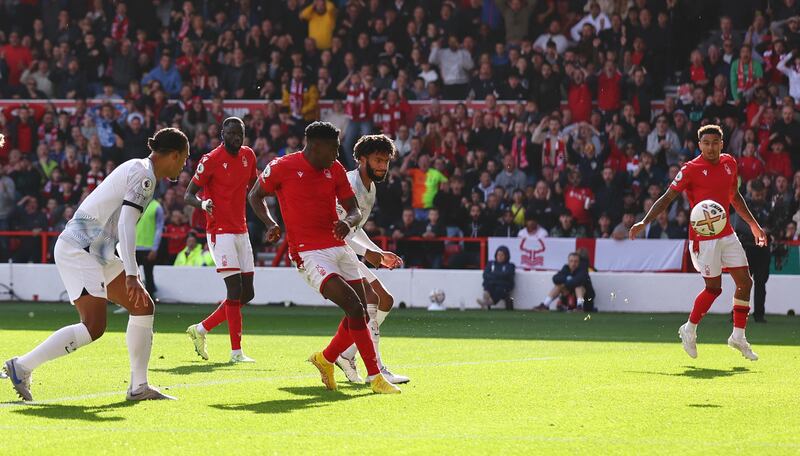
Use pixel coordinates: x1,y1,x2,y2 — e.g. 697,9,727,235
0,302,798,455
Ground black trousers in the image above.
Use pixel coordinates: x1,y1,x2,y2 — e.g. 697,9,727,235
744,245,770,318
135,250,157,295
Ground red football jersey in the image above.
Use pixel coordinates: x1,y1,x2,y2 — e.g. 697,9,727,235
191,145,257,234
258,152,355,255
669,153,737,241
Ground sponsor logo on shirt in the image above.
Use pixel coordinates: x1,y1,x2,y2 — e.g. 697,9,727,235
702,170,708,176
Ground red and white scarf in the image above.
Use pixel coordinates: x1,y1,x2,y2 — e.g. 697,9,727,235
345,83,369,121
737,59,754,93
373,101,403,136
543,135,566,172
511,134,529,170
289,79,304,118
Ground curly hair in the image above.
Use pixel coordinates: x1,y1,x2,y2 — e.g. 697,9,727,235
353,134,397,161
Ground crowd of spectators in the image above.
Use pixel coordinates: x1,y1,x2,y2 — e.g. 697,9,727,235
1,0,800,268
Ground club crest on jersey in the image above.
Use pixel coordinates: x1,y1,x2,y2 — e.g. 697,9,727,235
702,170,708,176
297,171,303,177
724,164,731,175
221,255,228,267
242,156,248,167
223,163,228,169
324,169,332,179
315,264,327,276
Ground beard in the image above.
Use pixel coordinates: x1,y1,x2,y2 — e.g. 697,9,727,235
365,162,387,183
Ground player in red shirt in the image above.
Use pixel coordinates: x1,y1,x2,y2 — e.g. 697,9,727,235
184,117,259,363
248,121,400,394
630,125,767,361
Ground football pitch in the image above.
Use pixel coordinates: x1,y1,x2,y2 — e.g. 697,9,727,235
0,303,798,455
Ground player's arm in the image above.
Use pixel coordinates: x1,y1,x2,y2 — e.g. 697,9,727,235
349,228,403,269
335,196,362,241
730,180,767,247
629,188,680,239
185,180,213,215
247,183,281,242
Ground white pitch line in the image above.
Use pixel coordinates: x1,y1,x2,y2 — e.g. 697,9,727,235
0,356,556,407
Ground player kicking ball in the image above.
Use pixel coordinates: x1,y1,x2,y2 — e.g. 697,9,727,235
630,124,766,361
248,121,400,394
332,135,409,385
185,117,258,363
4,128,189,401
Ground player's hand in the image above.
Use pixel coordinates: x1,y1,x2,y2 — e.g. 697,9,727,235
364,250,383,267
333,220,351,241
380,251,403,269
751,223,767,247
628,222,646,240
125,275,150,309
147,250,157,262
265,223,282,243
201,199,214,214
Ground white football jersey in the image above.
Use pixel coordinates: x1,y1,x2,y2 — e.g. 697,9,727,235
336,168,375,231
60,158,156,263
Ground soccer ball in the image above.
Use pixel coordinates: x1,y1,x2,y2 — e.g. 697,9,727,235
429,289,445,304
690,199,727,236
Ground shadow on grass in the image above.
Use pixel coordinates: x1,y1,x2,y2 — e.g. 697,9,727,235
209,385,370,415
8,400,134,422
688,404,722,408
627,366,752,380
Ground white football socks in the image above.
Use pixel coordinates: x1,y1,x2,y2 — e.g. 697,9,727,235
196,323,208,335
17,323,92,371
127,315,154,390
377,309,389,327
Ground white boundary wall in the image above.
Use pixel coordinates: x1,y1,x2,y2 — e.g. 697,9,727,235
0,264,797,314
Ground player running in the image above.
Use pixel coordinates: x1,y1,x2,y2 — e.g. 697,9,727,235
4,128,189,401
332,134,409,385
248,121,400,394
630,124,766,361
185,117,259,363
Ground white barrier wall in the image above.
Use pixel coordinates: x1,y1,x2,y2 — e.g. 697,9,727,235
0,263,797,314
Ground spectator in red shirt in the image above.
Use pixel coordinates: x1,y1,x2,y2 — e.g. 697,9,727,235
738,142,765,184
764,137,793,179
163,210,192,264
568,69,593,123
563,170,595,227
0,31,33,88
372,89,410,138
597,60,623,113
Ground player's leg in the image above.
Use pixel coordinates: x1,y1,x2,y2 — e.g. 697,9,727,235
227,234,256,362
5,240,101,401
679,240,722,358
369,278,410,383
187,234,240,360
107,270,175,400
720,235,758,360
321,276,398,393
337,263,383,380
574,286,586,310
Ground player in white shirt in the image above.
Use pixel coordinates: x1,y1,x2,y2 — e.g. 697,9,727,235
333,135,410,384
4,128,189,402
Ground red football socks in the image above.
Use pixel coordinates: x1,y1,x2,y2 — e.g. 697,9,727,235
346,316,380,376
733,304,750,329
201,301,227,332
689,287,722,324
323,317,353,363
224,299,242,350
